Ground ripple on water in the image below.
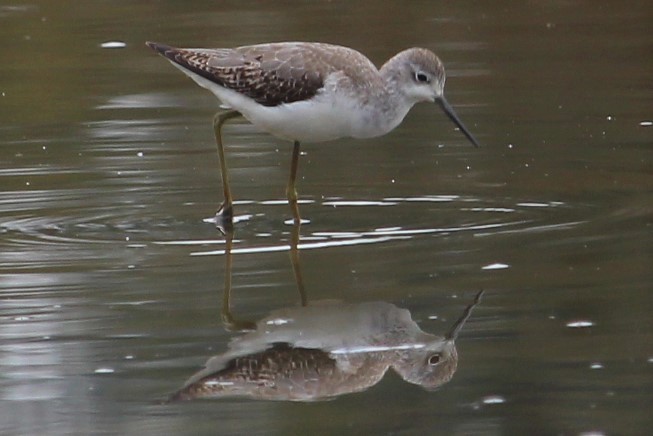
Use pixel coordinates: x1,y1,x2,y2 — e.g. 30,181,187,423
138,195,584,257
0,191,588,259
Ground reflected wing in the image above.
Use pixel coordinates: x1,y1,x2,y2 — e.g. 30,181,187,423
168,343,339,401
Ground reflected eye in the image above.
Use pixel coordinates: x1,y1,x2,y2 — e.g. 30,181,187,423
415,72,430,83
427,354,441,365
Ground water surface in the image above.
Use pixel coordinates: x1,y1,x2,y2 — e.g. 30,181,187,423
1,1,652,435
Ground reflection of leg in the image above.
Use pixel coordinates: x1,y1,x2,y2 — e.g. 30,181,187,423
220,230,255,331
213,110,242,224
289,223,307,306
286,141,302,224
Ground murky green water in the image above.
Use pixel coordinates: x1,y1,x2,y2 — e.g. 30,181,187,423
1,1,652,435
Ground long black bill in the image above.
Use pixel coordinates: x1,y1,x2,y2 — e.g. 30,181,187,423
436,96,480,148
445,290,484,341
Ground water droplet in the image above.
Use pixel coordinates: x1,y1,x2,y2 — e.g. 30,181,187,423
482,263,509,270
639,120,652,127
566,320,594,328
101,41,126,49
482,395,506,405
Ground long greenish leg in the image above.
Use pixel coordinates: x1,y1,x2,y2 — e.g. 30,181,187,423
286,140,302,224
213,110,242,224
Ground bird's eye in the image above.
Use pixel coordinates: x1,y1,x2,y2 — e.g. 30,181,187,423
427,354,441,366
415,72,430,83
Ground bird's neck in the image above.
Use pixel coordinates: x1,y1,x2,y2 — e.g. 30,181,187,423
370,79,414,136
375,56,418,133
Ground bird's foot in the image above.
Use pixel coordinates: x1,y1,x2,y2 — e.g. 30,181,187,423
215,203,234,234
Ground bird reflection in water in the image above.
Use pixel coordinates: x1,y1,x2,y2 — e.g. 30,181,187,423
168,227,483,402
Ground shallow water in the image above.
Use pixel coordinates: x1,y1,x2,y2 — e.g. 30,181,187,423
1,1,652,435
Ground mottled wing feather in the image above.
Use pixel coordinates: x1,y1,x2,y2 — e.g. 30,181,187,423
168,343,338,401
150,42,327,107
148,42,382,107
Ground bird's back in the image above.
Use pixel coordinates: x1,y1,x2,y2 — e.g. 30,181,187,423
150,42,382,108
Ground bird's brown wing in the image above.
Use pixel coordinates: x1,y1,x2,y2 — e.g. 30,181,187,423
147,42,332,107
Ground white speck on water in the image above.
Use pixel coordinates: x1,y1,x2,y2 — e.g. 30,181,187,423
640,120,652,127
94,368,115,374
508,143,513,149
14,316,30,321
137,151,144,157
124,355,134,360
579,432,605,436
101,41,126,49
606,115,613,121
482,263,510,270
517,202,549,208
266,317,291,326
590,362,604,370
566,320,594,328
482,395,506,405
428,315,439,320
647,357,653,364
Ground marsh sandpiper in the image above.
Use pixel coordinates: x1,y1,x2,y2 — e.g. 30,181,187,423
146,41,480,226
